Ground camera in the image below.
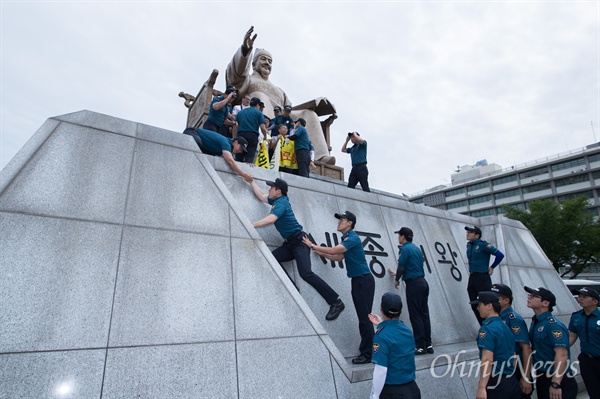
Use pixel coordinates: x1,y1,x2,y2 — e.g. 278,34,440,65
231,90,238,99
348,132,354,137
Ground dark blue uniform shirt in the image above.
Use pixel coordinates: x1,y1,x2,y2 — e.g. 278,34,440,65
477,315,517,375
372,319,416,385
398,241,425,281
207,96,231,127
466,238,499,273
347,140,368,165
529,311,571,373
236,107,266,133
499,306,530,357
289,126,311,151
569,308,600,357
196,128,233,155
340,230,371,278
267,196,302,240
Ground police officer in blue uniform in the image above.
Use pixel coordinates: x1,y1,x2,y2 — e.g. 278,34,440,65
392,227,432,356
289,118,313,178
303,211,375,364
235,97,268,163
569,287,600,398
471,291,521,399
465,226,505,325
248,177,345,321
203,86,237,136
525,286,577,399
368,292,421,399
342,131,370,192
491,283,533,398
182,127,252,181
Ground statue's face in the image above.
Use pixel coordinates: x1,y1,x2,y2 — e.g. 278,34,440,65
253,54,272,78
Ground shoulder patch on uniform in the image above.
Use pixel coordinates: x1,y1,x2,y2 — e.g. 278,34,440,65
271,205,276,210
548,317,556,323
552,330,563,340
373,343,380,353
486,243,492,248
508,313,516,319
343,237,348,241
538,326,544,332
479,330,486,340
511,326,521,334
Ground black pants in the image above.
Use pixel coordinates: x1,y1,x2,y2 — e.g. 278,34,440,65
183,128,202,149
272,231,339,305
467,272,492,325
514,364,533,398
352,273,375,358
534,369,577,399
405,277,431,349
235,131,259,163
486,374,521,399
296,149,310,177
348,163,370,192
202,119,221,133
579,353,600,398
380,380,421,399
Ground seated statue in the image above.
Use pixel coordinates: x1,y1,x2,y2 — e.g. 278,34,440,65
226,26,335,164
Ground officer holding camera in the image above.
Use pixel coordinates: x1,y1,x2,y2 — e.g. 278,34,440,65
203,86,237,137
342,131,370,192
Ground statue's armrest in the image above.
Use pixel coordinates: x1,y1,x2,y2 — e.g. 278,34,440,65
185,69,219,128
292,97,336,117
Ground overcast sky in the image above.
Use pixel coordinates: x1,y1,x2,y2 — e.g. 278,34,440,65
1,1,598,196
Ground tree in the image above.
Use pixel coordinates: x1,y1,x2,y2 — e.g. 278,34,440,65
502,196,600,278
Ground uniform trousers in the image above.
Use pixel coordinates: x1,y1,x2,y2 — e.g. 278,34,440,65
467,271,492,325
235,131,259,163
348,162,370,192
405,277,431,350
486,374,521,399
272,231,339,305
514,365,533,399
534,369,577,399
352,273,375,358
296,149,310,177
380,380,421,399
579,352,600,398
202,119,221,133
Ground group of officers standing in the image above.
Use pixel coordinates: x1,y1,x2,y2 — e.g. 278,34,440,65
182,89,599,399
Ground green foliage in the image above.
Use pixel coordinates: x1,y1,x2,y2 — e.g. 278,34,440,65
502,196,600,277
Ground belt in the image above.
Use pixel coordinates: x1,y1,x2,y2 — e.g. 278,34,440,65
352,162,367,167
285,230,305,242
404,276,424,283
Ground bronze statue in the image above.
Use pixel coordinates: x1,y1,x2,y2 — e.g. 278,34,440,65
226,26,335,164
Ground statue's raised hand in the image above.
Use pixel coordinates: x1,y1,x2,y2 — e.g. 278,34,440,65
242,26,258,57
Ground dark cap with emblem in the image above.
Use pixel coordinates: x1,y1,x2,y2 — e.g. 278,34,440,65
524,286,556,307
225,86,236,94
284,105,292,111
491,283,513,299
465,226,482,236
335,211,356,225
394,227,413,239
266,178,288,195
233,136,248,153
576,287,600,301
274,106,282,112
295,118,306,126
381,292,403,315
469,291,500,305
250,97,262,106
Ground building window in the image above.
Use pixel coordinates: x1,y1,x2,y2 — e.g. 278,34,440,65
468,195,492,205
519,167,548,179
522,182,551,194
492,175,517,186
583,208,599,216
554,174,589,187
494,189,520,200
592,170,600,180
446,187,466,197
496,203,525,214
447,200,468,209
551,157,585,172
470,209,495,217
467,181,489,192
558,191,594,201
588,153,600,163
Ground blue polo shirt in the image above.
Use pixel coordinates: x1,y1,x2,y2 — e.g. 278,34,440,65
398,241,425,281
207,96,231,128
340,230,371,278
477,316,516,375
466,238,500,273
347,140,367,165
372,319,416,385
267,196,302,240
289,126,311,151
529,311,571,373
196,128,233,155
236,107,266,134
499,307,530,357
270,115,294,132
569,308,600,357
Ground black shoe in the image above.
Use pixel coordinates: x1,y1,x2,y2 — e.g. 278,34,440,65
352,354,371,364
415,348,426,355
326,299,345,321
426,346,434,354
